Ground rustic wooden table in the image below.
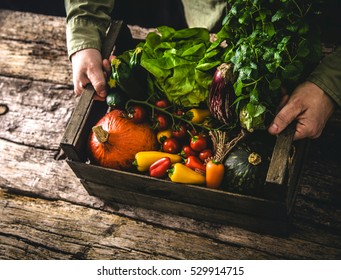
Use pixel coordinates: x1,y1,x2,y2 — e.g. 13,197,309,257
0,9,340,260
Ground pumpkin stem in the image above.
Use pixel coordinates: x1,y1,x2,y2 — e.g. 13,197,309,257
92,126,109,143
248,152,262,166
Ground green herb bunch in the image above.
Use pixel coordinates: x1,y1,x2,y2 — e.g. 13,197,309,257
212,0,323,131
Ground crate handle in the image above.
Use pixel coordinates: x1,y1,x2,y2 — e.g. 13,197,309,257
266,122,296,185
60,20,128,161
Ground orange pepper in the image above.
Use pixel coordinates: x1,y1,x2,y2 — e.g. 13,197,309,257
206,160,224,189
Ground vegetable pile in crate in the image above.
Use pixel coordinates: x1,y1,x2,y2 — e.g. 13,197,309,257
97,0,320,193
60,0,321,235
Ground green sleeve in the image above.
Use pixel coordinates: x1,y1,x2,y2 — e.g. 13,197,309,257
64,0,115,58
307,46,341,107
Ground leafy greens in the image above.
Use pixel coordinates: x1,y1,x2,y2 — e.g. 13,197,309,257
211,0,323,130
140,26,221,107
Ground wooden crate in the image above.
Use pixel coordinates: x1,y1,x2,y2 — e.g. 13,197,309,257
60,21,308,236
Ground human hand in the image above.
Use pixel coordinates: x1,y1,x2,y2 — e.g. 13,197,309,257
70,48,111,101
268,81,335,140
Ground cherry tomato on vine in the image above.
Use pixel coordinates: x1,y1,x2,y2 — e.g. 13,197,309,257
155,114,170,131
155,99,170,108
162,137,180,154
199,149,213,162
190,134,208,152
172,123,188,139
173,108,185,117
128,105,147,123
181,145,198,158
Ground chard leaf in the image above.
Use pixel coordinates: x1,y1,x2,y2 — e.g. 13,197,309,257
181,43,206,58
195,61,221,71
239,102,266,132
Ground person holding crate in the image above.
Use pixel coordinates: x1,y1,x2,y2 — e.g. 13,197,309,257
64,0,340,140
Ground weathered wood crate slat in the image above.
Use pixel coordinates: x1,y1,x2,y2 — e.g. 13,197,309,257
60,21,308,236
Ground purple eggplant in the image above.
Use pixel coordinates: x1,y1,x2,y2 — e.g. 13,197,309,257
208,63,236,126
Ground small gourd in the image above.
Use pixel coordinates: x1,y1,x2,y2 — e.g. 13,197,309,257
222,133,274,196
106,88,128,109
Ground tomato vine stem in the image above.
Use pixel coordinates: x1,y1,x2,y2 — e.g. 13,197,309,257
125,98,227,132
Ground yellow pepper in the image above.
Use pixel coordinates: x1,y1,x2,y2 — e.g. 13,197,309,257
134,151,182,172
156,129,172,144
168,163,206,185
186,108,211,124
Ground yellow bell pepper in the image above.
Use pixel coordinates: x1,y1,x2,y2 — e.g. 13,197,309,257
134,151,182,172
168,163,206,185
186,108,211,124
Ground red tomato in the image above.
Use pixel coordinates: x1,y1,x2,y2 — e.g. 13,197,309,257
199,149,213,162
155,114,170,130
173,108,185,117
162,137,180,154
172,123,188,139
128,105,147,123
190,134,208,152
155,99,170,108
181,145,198,158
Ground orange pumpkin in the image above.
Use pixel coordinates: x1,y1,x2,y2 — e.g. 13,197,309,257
88,109,159,170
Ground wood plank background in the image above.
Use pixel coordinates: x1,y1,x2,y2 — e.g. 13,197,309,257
0,9,340,260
